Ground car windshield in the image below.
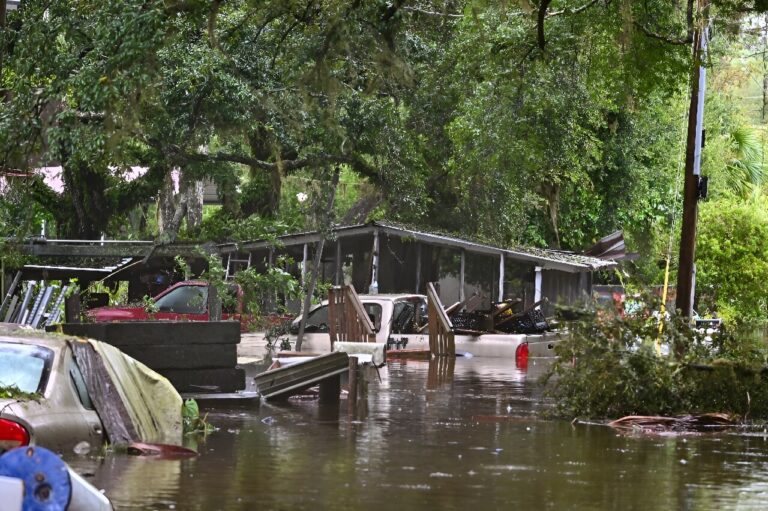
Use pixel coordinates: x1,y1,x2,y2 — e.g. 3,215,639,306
391,298,428,334
291,303,383,333
155,285,208,314
0,342,54,394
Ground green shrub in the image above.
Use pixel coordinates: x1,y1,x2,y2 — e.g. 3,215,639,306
697,197,768,326
546,301,768,420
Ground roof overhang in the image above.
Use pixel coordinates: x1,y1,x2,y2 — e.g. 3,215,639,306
224,221,616,273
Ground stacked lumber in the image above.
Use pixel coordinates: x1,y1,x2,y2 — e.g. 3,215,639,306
60,322,244,393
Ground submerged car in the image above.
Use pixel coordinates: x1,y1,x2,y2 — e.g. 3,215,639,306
0,325,183,455
88,280,249,329
288,293,558,359
0,328,103,455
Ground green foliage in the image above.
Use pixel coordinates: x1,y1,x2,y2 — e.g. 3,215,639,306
197,213,292,243
174,256,192,281
264,320,294,353
0,239,30,270
547,301,768,419
398,2,691,250
234,261,301,316
84,281,127,307
142,295,158,315
0,384,40,401
182,399,215,435
0,0,763,291
724,127,766,198
696,197,768,325
198,252,237,313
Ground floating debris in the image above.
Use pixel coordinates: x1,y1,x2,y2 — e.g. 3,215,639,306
608,413,736,434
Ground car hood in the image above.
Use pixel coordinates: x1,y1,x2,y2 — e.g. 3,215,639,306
88,306,148,321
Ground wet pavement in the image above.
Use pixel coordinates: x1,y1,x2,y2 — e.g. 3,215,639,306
65,357,768,510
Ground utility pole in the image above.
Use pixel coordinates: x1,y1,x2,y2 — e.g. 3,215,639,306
676,1,709,318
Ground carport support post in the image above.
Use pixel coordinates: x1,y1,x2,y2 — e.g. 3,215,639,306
534,266,543,303
415,243,422,293
335,240,342,286
369,230,379,294
498,253,505,302
301,243,308,286
459,250,465,303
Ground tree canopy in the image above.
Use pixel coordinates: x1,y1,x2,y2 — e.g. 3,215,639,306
0,1,766,269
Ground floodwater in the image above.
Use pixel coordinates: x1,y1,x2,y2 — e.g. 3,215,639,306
66,358,768,510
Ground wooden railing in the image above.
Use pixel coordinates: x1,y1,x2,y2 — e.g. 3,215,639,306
328,285,376,350
427,282,455,357
427,355,455,389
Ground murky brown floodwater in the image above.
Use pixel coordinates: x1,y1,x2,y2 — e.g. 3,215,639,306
65,358,768,510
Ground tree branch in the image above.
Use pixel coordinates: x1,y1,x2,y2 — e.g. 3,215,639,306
537,0,553,50
381,0,405,22
180,150,378,178
402,6,464,18
633,21,693,45
547,0,602,17
207,0,222,51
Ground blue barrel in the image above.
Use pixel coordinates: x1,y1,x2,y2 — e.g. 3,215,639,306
0,446,72,511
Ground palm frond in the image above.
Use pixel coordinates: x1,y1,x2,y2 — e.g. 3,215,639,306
725,126,765,198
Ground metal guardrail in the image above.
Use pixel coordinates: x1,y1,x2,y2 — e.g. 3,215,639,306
254,352,349,401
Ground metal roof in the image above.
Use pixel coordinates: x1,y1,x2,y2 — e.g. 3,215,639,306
224,221,616,273
9,222,616,273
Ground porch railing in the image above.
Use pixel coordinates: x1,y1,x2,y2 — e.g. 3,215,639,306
427,282,455,357
328,285,376,350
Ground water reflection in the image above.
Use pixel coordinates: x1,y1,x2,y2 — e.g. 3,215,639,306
64,357,768,510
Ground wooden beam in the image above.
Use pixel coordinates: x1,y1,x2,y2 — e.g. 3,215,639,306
70,341,138,445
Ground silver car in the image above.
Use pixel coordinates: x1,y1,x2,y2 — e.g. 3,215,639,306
0,329,104,455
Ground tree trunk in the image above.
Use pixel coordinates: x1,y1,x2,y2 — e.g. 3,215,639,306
540,181,561,249
156,170,178,234
60,161,110,239
241,127,281,217
295,167,341,351
182,173,204,230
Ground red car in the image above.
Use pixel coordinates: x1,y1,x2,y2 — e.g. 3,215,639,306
87,281,248,329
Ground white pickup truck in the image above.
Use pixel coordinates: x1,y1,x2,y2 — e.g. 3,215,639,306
289,293,560,359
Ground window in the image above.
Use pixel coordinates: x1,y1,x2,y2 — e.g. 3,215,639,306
301,305,330,333
290,303,383,333
0,343,53,394
391,299,427,334
363,303,383,332
155,285,208,314
69,360,94,410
